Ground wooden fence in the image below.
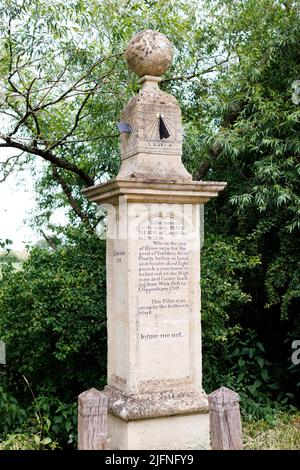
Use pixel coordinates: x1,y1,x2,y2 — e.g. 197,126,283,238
78,386,243,450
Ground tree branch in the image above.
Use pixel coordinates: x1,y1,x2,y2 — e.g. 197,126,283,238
40,230,57,250
51,164,91,225
0,134,94,186
161,58,229,83
46,59,119,151
36,52,123,112
47,88,94,151
0,151,24,183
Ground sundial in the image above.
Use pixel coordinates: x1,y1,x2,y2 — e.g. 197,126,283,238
121,105,178,147
144,111,173,140
117,29,190,181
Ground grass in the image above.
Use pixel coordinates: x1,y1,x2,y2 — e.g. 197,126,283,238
1,411,299,450
243,412,300,450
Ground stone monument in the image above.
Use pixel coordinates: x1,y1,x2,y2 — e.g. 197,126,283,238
83,29,226,450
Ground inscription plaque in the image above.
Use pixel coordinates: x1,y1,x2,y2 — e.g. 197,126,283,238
135,213,191,382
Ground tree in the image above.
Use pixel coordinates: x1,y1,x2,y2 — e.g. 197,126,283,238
192,0,300,403
0,0,230,231
0,0,299,416
0,228,107,400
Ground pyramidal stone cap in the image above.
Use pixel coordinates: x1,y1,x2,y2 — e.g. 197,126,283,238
125,29,173,77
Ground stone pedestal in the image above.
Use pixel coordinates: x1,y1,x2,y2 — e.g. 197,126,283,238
84,180,226,450
108,413,210,450
83,29,226,450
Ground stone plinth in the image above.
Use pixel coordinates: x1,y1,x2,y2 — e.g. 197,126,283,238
83,179,226,450
108,413,210,450
83,29,227,450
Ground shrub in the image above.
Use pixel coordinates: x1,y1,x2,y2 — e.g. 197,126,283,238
0,228,107,401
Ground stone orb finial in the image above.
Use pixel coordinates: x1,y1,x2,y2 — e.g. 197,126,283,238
125,29,173,78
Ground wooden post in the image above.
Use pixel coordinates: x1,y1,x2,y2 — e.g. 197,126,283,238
0,340,5,365
208,386,243,450
78,388,108,450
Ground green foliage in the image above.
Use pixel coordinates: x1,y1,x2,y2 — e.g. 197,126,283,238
33,396,77,447
201,233,260,344
0,385,74,449
0,228,107,399
0,229,100,448
194,0,300,406
203,329,294,422
0,0,299,447
223,331,291,419
0,385,27,434
0,433,58,450
0,0,202,227
0,253,19,264
201,233,296,421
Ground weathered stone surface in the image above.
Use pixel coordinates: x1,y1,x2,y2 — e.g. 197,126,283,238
83,179,227,205
103,202,204,396
83,168,226,453
83,29,227,450
108,413,210,450
118,76,189,181
125,30,173,77
104,385,208,421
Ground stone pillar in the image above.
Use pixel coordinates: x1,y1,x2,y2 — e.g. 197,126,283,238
83,29,226,450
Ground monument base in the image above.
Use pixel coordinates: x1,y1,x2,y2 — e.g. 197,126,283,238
108,412,210,450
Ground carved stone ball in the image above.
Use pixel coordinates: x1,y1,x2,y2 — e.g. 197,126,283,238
125,30,173,77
